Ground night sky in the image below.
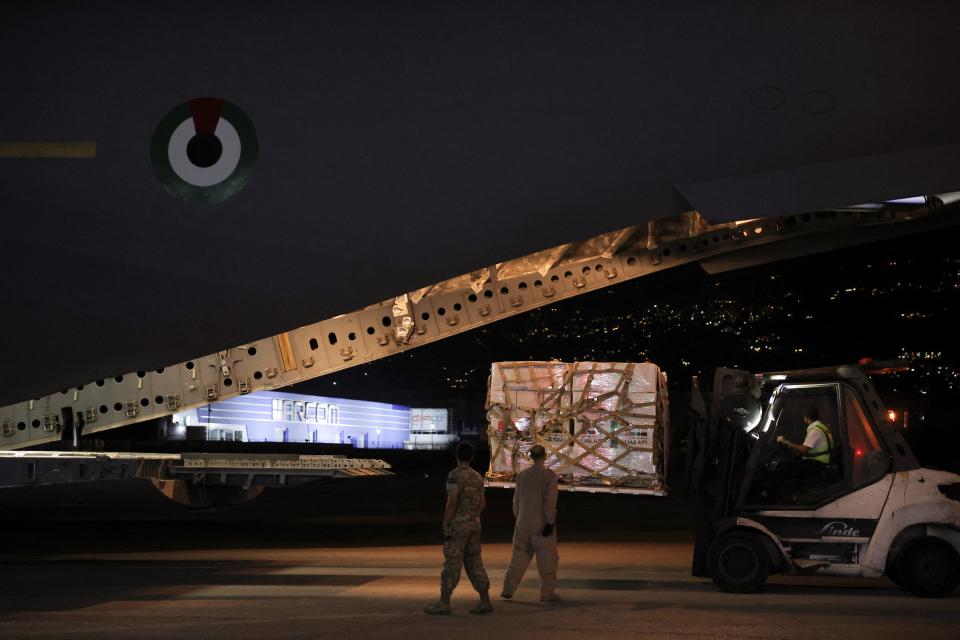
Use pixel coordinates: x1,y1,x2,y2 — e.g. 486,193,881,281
292,227,960,470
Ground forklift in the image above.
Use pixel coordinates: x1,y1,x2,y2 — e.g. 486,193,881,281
686,362,960,597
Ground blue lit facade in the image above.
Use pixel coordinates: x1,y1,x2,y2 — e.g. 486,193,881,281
172,390,413,448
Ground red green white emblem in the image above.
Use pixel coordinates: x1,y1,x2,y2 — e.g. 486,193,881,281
151,98,258,203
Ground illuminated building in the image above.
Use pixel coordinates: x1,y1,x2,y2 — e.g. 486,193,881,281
169,390,452,449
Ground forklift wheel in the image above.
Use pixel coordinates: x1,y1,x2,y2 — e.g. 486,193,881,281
707,531,770,593
895,537,960,598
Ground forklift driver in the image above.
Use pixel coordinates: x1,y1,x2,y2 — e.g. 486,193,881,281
761,407,834,502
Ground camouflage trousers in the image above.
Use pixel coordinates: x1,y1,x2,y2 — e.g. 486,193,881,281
440,521,490,597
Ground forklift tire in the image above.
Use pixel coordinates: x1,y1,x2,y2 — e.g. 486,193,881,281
707,531,770,593
895,537,960,598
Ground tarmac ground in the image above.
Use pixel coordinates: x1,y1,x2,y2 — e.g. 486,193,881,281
2,540,959,640
0,462,958,639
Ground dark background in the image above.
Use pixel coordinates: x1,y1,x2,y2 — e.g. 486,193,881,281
4,2,960,405
286,226,960,472
2,226,956,552
84,225,960,473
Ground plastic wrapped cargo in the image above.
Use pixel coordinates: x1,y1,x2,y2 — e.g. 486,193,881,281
486,361,669,495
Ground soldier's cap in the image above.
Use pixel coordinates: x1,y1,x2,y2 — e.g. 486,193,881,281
530,445,546,460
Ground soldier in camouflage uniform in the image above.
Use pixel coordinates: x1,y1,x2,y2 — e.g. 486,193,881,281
424,442,493,615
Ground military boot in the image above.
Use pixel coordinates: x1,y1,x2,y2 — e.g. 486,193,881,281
424,601,452,615
469,602,494,615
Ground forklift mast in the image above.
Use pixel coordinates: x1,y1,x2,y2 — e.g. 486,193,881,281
687,368,757,577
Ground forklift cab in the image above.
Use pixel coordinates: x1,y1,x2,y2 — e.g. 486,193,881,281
689,364,960,597
742,380,890,507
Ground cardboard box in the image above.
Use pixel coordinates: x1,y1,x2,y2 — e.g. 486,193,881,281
486,361,668,494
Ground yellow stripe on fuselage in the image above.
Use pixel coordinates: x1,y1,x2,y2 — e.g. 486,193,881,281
0,142,96,158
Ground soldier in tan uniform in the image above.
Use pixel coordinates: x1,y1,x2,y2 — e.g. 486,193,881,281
424,442,493,615
501,444,560,603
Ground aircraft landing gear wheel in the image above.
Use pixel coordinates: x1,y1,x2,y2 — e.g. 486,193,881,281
707,531,770,593
895,538,960,598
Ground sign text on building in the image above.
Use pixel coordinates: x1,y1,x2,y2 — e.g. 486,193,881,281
272,399,340,424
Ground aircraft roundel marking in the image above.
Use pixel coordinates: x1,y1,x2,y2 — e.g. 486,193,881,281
151,98,258,204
